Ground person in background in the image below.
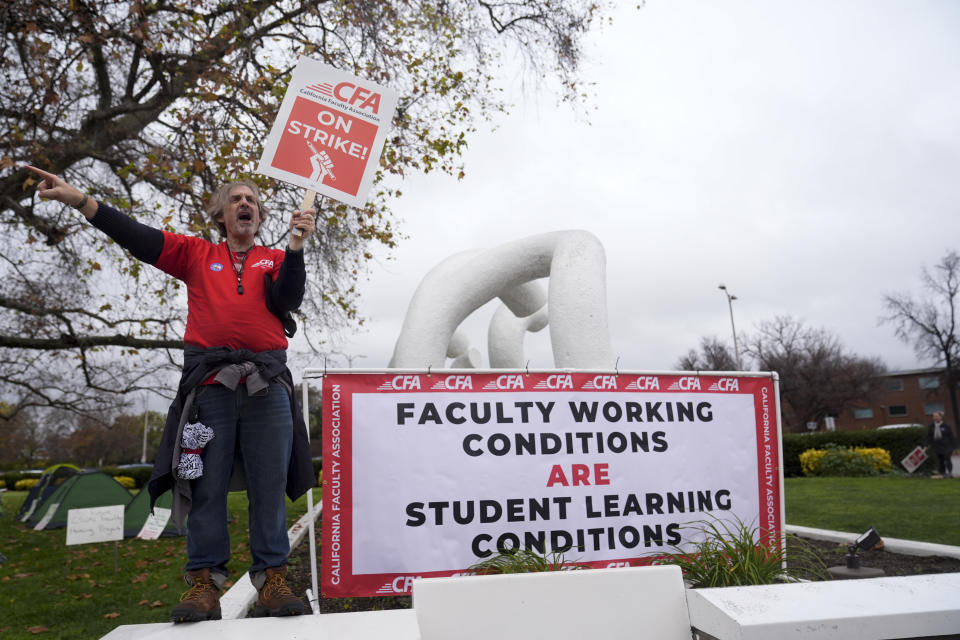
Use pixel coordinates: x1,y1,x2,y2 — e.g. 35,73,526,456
27,165,317,622
926,411,956,477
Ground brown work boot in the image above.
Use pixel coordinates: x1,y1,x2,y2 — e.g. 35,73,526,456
170,569,222,623
253,566,305,617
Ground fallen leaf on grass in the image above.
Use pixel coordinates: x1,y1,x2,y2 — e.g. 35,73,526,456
76,593,93,600
138,599,149,606
67,574,91,580
104,613,120,619
135,560,148,568
158,584,168,590
224,580,234,588
55,588,66,594
26,626,48,634
13,573,34,579
131,573,148,584
148,600,164,609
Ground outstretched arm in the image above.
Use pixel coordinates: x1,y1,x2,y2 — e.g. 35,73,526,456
26,165,164,264
27,165,98,218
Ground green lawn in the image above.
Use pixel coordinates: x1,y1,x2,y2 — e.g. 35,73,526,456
0,489,319,640
2,476,958,638
784,476,960,546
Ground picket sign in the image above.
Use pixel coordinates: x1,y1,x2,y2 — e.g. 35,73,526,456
901,445,928,473
257,56,399,212
66,504,125,575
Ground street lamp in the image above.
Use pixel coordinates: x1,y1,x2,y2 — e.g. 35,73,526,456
718,284,742,370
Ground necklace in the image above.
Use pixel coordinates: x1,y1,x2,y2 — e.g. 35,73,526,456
228,246,249,295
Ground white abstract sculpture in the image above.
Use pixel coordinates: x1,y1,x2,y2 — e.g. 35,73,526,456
389,230,613,369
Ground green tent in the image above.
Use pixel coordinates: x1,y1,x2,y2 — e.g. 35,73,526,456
123,489,183,538
17,463,81,522
26,471,132,530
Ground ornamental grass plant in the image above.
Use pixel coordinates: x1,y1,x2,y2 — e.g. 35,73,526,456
655,516,829,588
467,548,587,575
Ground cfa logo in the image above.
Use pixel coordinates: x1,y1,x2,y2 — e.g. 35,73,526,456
445,375,472,390
333,82,382,114
707,378,740,392
376,576,421,594
432,375,472,390
628,376,660,391
590,375,617,390
483,375,524,390
248,259,275,270
668,376,701,391
606,561,632,568
534,375,573,390
378,375,421,391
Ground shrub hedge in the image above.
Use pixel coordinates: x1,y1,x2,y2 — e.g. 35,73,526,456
782,427,930,477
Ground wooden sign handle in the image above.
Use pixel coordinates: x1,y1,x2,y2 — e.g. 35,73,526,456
293,189,316,237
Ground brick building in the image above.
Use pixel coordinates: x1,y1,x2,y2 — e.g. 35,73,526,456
832,367,957,431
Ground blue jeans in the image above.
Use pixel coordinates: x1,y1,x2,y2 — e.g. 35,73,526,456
185,382,293,577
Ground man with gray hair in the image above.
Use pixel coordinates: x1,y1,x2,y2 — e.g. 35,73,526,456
27,165,317,621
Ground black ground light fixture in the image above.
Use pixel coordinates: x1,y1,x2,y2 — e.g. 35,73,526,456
827,526,885,579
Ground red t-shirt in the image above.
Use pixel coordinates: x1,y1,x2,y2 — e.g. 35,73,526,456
155,232,288,352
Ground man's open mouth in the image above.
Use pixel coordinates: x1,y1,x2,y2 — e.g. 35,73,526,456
238,210,253,221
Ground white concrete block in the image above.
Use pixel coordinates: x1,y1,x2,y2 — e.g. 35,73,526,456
686,573,960,640
413,565,691,640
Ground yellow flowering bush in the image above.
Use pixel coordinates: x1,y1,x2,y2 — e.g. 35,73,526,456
854,447,892,473
799,445,892,476
112,475,136,489
799,448,828,476
15,478,39,490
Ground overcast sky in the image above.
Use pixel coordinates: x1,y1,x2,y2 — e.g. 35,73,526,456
299,0,960,375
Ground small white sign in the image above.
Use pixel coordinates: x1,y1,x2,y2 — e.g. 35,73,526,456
901,445,928,474
33,502,60,530
66,505,125,545
136,507,172,540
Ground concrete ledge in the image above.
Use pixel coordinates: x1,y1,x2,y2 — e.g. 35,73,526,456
787,524,960,560
686,573,960,640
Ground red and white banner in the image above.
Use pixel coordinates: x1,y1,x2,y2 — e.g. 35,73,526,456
321,371,783,597
257,57,398,208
